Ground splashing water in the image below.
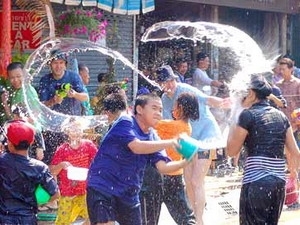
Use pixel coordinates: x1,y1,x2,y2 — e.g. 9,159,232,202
23,23,272,135
142,21,276,134
141,21,275,94
141,21,272,73
23,38,161,132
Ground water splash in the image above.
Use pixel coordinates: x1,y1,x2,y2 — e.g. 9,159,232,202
142,21,276,126
23,38,161,132
141,21,272,74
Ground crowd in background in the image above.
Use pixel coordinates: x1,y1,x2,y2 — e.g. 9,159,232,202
0,51,300,225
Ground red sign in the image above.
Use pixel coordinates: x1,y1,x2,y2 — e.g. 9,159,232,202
0,10,42,50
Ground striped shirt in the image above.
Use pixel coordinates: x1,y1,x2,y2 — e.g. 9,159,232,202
242,156,286,184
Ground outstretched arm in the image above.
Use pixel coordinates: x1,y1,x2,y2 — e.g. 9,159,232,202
155,159,188,174
227,124,248,157
207,96,231,109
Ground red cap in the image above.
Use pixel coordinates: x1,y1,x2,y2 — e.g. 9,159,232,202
6,120,35,146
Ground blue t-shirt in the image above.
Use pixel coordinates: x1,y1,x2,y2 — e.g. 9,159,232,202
161,83,222,143
38,70,85,115
87,114,169,205
0,153,58,216
82,86,94,115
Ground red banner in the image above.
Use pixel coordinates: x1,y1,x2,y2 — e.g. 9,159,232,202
0,10,41,50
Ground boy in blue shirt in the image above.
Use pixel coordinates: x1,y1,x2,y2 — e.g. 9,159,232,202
87,93,187,225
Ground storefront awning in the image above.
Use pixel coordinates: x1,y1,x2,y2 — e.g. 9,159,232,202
50,0,155,15
179,0,300,14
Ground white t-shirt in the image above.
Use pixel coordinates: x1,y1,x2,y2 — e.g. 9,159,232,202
192,68,212,91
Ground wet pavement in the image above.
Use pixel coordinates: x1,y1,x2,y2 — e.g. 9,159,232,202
158,171,300,225
37,171,300,225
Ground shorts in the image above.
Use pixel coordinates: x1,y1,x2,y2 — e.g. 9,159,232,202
55,194,88,225
198,149,216,159
0,214,37,225
87,187,142,225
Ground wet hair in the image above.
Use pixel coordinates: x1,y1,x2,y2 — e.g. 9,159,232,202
250,74,272,100
196,52,209,62
176,92,199,121
134,93,161,115
279,58,294,69
14,141,31,150
103,93,127,113
176,58,188,65
7,62,23,72
98,73,107,83
78,63,88,72
104,84,122,96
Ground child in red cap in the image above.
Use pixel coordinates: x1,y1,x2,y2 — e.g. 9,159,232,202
0,120,60,224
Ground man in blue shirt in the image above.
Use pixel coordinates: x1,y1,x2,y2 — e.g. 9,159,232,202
87,93,188,225
38,53,89,165
156,65,229,224
39,54,88,116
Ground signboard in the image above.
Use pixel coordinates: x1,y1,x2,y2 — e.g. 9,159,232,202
0,10,42,50
179,0,299,14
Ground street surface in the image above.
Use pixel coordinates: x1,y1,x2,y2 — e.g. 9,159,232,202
38,171,300,225
158,172,300,225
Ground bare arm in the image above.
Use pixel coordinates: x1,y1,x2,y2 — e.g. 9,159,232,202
267,94,285,108
43,90,88,107
128,139,177,154
48,191,60,203
206,96,231,109
67,89,88,102
285,127,300,174
49,161,71,176
155,159,188,174
227,124,248,157
211,80,223,88
1,91,11,118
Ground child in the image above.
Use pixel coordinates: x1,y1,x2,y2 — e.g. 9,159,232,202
141,92,199,224
0,120,60,224
86,93,189,225
50,118,97,225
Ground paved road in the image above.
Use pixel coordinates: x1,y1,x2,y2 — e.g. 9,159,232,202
158,173,300,225
38,172,300,225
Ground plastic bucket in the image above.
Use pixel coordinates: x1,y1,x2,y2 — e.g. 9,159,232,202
177,136,199,161
35,184,51,205
67,166,89,181
285,177,299,206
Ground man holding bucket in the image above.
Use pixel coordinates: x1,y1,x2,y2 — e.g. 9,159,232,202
86,92,192,225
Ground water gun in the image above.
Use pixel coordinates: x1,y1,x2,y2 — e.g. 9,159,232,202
55,83,71,98
291,108,300,125
120,78,129,90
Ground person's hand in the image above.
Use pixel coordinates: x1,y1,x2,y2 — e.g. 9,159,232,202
53,94,63,105
220,97,232,108
60,161,72,170
1,91,9,105
36,148,44,161
289,169,298,180
67,89,77,98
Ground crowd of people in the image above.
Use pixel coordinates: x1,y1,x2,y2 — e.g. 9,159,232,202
0,50,300,225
